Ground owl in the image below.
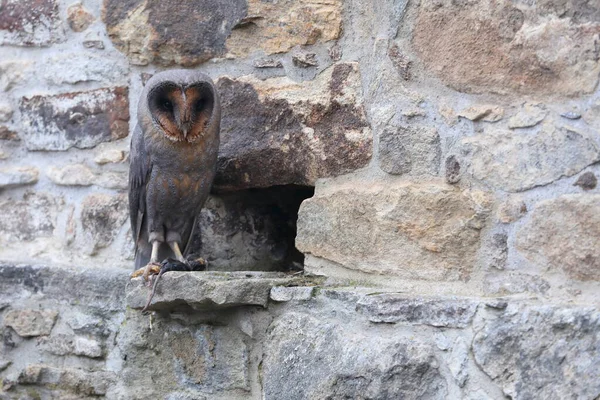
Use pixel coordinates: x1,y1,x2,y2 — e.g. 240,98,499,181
129,69,220,280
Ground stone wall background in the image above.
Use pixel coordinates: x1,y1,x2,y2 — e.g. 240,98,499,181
1,0,599,399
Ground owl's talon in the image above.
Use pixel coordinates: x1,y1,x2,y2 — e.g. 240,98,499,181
130,262,162,280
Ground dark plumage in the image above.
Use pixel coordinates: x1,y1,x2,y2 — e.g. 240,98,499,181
129,70,220,278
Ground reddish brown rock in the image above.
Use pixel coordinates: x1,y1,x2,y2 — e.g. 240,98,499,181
214,63,372,191
67,3,95,32
412,0,600,95
19,87,129,151
102,0,246,66
0,0,63,46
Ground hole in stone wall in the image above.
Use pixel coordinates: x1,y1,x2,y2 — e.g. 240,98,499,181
188,185,314,272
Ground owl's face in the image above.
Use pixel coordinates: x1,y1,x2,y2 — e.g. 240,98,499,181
148,81,215,143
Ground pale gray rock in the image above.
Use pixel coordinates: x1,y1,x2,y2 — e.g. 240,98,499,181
0,193,59,241
253,58,283,68
0,101,13,122
483,273,550,295
73,337,103,358
126,271,307,311
0,60,32,91
516,194,600,281
458,105,504,122
473,304,600,400
4,309,58,337
378,125,441,176
0,167,39,188
263,312,447,399
356,294,478,328
448,338,469,387
47,164,95,186
41,53,128,86
270,286,314,302
508,103,547,128
80,193,128,255
463,125,600,192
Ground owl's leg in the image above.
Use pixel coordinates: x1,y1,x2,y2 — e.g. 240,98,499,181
131,240,162,280
168,241,186,263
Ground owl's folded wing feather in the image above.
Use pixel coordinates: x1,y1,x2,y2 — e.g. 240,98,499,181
128,124,152,255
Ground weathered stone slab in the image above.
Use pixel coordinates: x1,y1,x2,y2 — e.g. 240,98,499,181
47,164,128,190
462,125,600,192
41,53,129,86
0,0,64,47
103,0,246,66
0,167,38,188
38,334,103,358
297,181,491,281
214,63,372,191
4,309,58,337
263,312,447,399
516,194,600,281
226,0,342,58
19,87,129,151
126,271,307,311
413,0,600,95
18,364,115,396
473,304,600,399
356,294,478,328
270,286,314,302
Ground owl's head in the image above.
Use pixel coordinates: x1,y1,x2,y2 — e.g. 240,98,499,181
140,70,220,143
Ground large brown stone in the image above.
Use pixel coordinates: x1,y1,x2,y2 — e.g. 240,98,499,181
226,0,342,58
296,181,491,281
0,0,64,46
19,87,129,151
462,124,600,192
214,63,372,191
516,194,600,281
102,0,246,66
412,0,600,95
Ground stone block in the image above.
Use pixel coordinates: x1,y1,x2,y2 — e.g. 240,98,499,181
0,193,59,241
356,294,479,328
80,193,128,255
0,0,64,47
126,271,308,311
378,125,440,176
270,286,314,302
214,63,372,191
0,167,39,189
297,181,491,281
462,124,600,192
413,0,600,95
19,87,129,151
3,309,58,337
473,304,600,399
516,194,600,281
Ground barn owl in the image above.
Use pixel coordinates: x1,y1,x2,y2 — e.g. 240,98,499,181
129,69,220,280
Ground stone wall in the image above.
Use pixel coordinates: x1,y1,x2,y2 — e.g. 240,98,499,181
1,0,599,399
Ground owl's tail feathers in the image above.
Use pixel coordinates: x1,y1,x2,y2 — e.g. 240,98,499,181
134,241,151,272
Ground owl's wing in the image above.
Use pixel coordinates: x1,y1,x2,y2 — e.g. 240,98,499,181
128,125,152,255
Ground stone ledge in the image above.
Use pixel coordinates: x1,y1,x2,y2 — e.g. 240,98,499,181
126,271,316,311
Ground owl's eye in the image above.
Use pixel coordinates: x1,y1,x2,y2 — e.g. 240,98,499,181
195,99,205,112
162,100,173,111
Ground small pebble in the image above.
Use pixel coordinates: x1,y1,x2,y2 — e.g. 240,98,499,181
560,111,581,120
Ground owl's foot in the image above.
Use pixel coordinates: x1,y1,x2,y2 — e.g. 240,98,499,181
130,262,161,280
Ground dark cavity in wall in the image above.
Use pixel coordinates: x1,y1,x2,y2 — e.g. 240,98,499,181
189,185,314,272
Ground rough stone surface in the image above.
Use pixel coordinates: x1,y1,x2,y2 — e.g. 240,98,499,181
94,148,125,164
270,286,314,302
103,0,247,66
297,181,491,281
19,87,129,151
0,0,64,47
517,194,600,281
378,125,440,176
66,2,94,32
458,105,504,122
413,0,600,95
0,101,13,122
0,193,59,241
214,63,372,191
473,304,600,400
574,171,597,190
41,53,129,86
356,294,478,328
445,155,461,184
47,164,95,186
18,364,115,395
263,312,447,399
0,167,39,188
497,197,527,223
462,125,600,192
253,58,283,69
80,193,128,255
0,126,19,141
292,53,318,68
3,309,58,337
508,103,547,128
126,271,308,311
225,0,342,58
